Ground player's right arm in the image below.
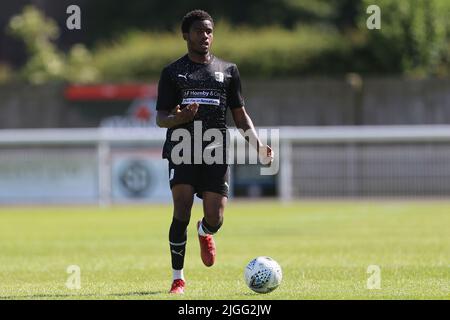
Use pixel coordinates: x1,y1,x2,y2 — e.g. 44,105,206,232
155,67,199,128
156,103,199,128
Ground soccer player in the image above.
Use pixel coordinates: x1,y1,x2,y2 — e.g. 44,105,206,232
156,9,273,294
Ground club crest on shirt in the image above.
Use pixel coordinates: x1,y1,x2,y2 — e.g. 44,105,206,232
214,72,224,83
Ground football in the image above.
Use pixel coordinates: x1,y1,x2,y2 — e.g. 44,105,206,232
244,256,282,293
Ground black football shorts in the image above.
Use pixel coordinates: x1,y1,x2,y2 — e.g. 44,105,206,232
167,159,230,198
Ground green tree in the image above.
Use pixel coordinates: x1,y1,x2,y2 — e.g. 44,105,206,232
8,6,99,84
359,0,450,76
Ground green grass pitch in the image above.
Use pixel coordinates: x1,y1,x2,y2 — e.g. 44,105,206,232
0,201,448,300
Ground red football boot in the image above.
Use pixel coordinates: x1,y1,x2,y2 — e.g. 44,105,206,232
197,221,216,267
169,279,185,294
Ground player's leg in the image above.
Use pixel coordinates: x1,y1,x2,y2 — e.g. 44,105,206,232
168,184,194,294
201,191,227,234
196,164,229,267
167,160,196,293
197,192,227,267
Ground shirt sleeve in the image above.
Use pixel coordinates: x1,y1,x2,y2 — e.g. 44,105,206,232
156,67,178,111
227,64,245,109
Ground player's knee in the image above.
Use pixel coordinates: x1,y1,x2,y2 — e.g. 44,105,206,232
173,199,193,222
173,196,193,209
172,186,194,211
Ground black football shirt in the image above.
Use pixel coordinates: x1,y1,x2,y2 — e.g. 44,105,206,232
156,54,245,160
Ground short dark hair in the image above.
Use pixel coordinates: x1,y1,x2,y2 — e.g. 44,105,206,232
181,9,214,33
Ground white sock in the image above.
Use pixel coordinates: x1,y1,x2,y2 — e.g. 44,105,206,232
198,222,208,237
173,269,184,281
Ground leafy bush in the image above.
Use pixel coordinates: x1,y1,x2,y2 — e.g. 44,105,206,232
7,6,99,84
5,1,450,84
62,0,450,80
91,23,351,81
358,0,450,76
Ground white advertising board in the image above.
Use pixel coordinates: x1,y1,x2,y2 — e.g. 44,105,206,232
0,148,98,203
111,149,172,203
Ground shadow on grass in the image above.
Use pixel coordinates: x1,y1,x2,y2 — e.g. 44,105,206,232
0,291,165,300
242,292,260,296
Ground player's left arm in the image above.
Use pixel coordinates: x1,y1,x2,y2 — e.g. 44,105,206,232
231,106,273,164
228,63,273,164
